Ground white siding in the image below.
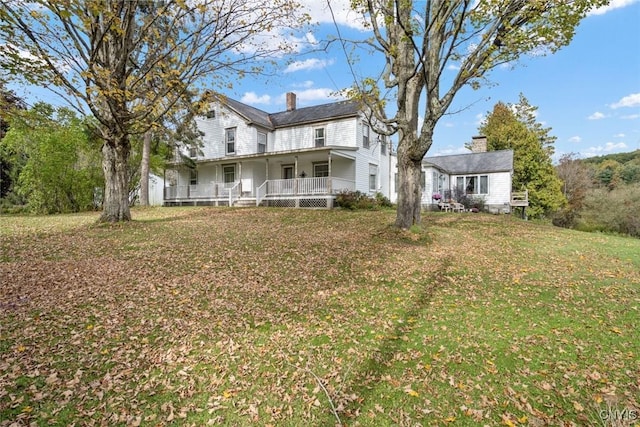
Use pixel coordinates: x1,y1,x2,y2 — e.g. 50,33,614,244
272,117,358,152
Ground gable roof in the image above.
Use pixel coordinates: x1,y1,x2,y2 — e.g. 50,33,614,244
219,97,361,130
424,150,514,174
269,100,360,127
223,97,273,129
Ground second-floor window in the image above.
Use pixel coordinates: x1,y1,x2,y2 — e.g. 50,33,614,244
363,124,370,148
258,131,266,153
188,145,198,158
225,128,236,155
314,127,325,147
381,136,387,155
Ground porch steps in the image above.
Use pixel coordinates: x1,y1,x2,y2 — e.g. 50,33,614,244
231,199,257,207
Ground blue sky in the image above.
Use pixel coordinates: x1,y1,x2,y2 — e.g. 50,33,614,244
7,0,639,161
233,0,640,160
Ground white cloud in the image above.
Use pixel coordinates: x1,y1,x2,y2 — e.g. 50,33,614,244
588,0,640,16
241,92,271,105
610,93,640,109
588,111,606,120
284,58,335,73
280,88,344,106
621,113,640,119
614,133,626,138
568,136,582,143
432,146,470,156
299,0,368,30
292,80,316,89
583,142,629,156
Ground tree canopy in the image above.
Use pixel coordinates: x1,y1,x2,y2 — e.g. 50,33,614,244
1,103,103,213
346,0,607,228
479,97,565,218
0,0,309,221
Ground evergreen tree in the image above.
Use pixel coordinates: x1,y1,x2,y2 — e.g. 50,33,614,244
480,99,565,218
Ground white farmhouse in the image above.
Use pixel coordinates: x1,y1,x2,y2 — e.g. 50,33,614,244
164,93,391,208
162,95,517,212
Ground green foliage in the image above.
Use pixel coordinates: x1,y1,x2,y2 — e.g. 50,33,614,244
575,184,640,237
335,190,392,210
480,97,565,218
0,103,103,214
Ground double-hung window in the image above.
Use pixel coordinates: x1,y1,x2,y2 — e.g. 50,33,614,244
313,162,329,177
222,164,235,187
257,131,267,153
369,164,378,191
314,127,325,147
189,169,198,186
363,124,370,148
225,128,236,155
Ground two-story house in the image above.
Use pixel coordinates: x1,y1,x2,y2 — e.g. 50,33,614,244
161,94,518,212
163,93,392,208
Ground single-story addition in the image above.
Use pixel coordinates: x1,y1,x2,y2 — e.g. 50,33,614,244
414,138,516,213
163,92,392,208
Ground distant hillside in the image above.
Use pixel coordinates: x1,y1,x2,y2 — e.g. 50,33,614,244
581,149,640,165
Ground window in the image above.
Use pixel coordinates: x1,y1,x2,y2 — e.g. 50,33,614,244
421,171,426,189
313,162,329,177
314,128,325,147
189,169,197,186
363,124,370,148
257,131,267,153
480,175,488,194
456,175,489,195
381,136,387,155
205,110,215,119
188,145,198,158
369,164,378,191
225,128,236,155
222,164,235,186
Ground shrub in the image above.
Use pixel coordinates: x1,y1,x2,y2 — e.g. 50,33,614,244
335,190,392,210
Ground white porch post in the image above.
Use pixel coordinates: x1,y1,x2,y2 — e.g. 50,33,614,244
327,152,332,194
265,158,269,194
239,162,242,193
294,155,299,207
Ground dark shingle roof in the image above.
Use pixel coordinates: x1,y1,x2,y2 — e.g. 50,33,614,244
219,97,361,129
224,97,273,129
424,150,513,174
269,100,360,127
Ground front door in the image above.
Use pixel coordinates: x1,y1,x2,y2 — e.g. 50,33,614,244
281,165,294,193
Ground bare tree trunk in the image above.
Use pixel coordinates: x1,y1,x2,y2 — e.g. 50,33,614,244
395,144,423,229
139,131,151,206
100,138,131,222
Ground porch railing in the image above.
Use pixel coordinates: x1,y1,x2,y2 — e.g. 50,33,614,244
228,181,242,206
164,182,235,200
255,177,356,206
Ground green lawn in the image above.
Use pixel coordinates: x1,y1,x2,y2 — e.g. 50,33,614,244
1,208,638,426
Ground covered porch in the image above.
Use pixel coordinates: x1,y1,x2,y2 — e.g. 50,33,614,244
163,147,357,208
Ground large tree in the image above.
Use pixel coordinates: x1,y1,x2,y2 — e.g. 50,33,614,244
0,0,307,222
348,0,607,228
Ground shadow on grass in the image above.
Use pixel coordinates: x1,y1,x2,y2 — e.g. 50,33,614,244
326,256,454,425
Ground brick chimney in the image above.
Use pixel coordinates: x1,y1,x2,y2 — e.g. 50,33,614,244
471,135,487,152
286,92,296,111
